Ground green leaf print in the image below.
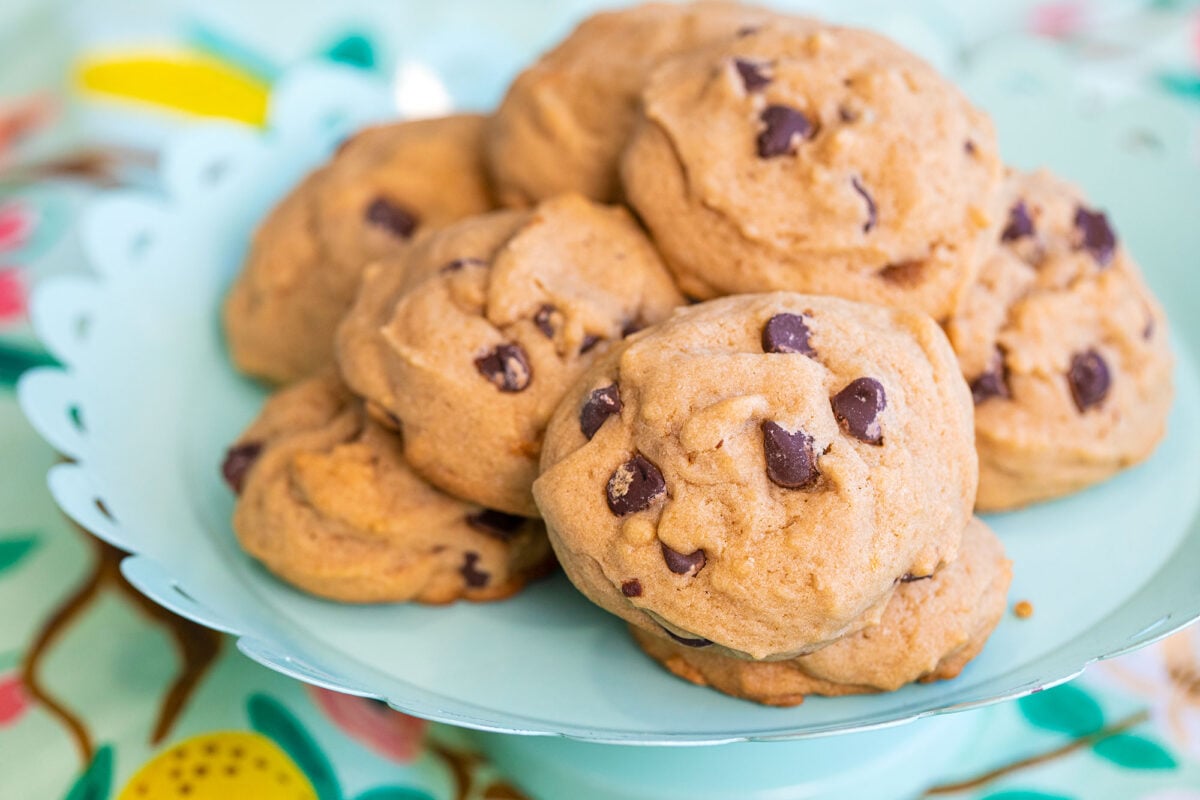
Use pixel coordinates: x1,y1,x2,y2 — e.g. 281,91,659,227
63,745,113,800
247,693,340,800
1093,733,1178,770
0,534,39,575
354,787,436,800
0,345,57,390
325,33,377,70
1017,684,1104,737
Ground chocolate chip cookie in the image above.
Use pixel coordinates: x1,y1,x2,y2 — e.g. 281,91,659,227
336,193,684,517
486,1,778,207
224,114,494,384
621,21,1002,319
222,371,554,603
631,516,1010,705
533,292,977,660
946,169,1173,511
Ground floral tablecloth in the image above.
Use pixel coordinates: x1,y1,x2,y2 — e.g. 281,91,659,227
1,1,1199,798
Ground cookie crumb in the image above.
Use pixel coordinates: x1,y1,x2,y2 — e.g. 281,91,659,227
1013,600,1034,619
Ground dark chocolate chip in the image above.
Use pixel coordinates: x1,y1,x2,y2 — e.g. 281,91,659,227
222,442,262,494
662,626,713,648
661,543,706,577
580,384,623,440
441,257,485,274
838,106,858,123
736,25,759,37
970,351,1010,405
466,509,526,541
580,333,603,354
1143,316,1155,341
622,579,643,598
1001,201,1035,243
878,260,924,286
761,312,815,356
851,177,877,233
831,378,887,445
734,59,770,92
1074,206,1116,266
900,572,933,583
606,454,667,516
475,343,532,392
1068,349,1111,412
621,319,644,338
964,139,977,156
460,552,490,588
365,197,419,239
533,304,558,338
761,421,819,489
756,105,815,158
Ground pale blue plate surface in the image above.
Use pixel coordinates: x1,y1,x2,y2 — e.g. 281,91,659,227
16,41,1200,744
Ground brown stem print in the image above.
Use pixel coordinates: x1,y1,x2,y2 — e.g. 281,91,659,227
20,523,224,766
924,709,1151,795
426,738,531,800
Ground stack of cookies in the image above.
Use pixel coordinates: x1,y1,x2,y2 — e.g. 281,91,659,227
219,2,1173,706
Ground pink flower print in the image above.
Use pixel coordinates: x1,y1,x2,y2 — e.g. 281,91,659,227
0,672,28,726
1030,1,1088,39
309,686,426,763
0,268,26,324
0,202,35,254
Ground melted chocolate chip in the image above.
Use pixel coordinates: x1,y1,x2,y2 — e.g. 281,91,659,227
1074,206,1116,266
662,627,713,648
606,454,667,516
734,59,770,92
1068,349,1111,411
900,572,933,583
661,543,706,577
761,313,815,356
1001,201,1035,242
460,552,490,588
622,579,643,598
580,384,622,440
878,260,924,286
851,177,877,233
756,105,815,158
441,257,485,274
533,304,558,338
466,509,526,541
970,352,1010,405
761,421,819,489
831,378,887,445
475,343,532,392
365,197,419,239
221,442,262,494
580,334,603,354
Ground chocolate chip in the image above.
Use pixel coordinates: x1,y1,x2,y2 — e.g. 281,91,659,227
1074,206,1116,266
606,454,667,516
662,626,712,648
851,177,877,233
661,543,706,577
761,313,815,356
1143,316,1155,341
736,25,759,37
621,319,644,338
1002,201,1035,242
475,343,532,392
533,304,558,338
734,59,770,92
441,257,485,274
580,384,622,440
365,197,419,239
970,351,1010,405
466,509,526,541
964,139,977,156
878,260,923,286
622,579,643,598
900,572,933,583
460,552,490,588
580,334,603,354
1068,349,1110,411
756,105,815,158
761,421,819,489
221,442,262,494
831,378,886,445
838,106,858,123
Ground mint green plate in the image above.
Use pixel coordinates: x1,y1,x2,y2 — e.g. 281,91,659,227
16,42,1200,745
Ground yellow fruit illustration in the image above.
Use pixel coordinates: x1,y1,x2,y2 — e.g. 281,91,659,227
117,731,316,800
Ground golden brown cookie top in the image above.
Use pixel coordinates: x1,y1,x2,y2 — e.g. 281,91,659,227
336,194,685,516
534,292,977,659
486,1,779,206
